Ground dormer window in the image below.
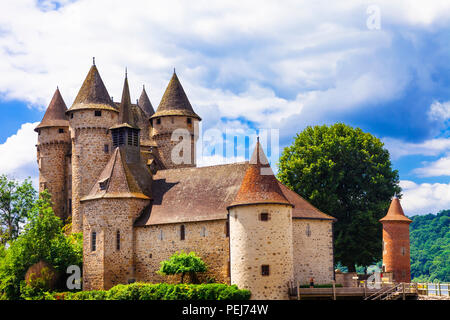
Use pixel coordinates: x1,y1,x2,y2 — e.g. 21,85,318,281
99,178,109,190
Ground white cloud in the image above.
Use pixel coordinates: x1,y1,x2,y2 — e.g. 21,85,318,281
428,100,450,122
413,155,450,177
382,137,450,160
0,122,39,188
400,180,450,215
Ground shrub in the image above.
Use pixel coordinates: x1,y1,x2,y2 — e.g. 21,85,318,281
45,283,251,300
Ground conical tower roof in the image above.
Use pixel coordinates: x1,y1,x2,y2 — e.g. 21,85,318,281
380,195,412,223
228,139,292,208
111,72,139,129
138,85,154,117
35,87,69,131
151,72,201,120
82,148,151,201
68,62,117,112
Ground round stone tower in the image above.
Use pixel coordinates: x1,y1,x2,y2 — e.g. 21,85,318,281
150,72,201,169
35,88,71,221
67,61,119,232
380,195,412,283
227,140,294,300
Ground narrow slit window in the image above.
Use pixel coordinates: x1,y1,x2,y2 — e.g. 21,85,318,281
225,221,229,237
91,232,97,252
306,224,311,237
116,230,120,251
104,144,109,153
180,225,185,240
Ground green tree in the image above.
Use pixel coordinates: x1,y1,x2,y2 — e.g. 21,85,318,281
0,175,36,244
158,251,207,284
278,123,400,272
0,190,82,299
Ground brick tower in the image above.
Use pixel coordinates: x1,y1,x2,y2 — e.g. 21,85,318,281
380,195,412,283
227,139,294,299
67,61,119,232
35,88,71,221
150,71,201,169
80,73,152,290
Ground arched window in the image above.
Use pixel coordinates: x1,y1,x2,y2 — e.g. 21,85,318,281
180,225,185,241
116,230,120,251
91,231,97,252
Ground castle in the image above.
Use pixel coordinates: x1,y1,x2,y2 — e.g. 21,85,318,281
35,60,410,299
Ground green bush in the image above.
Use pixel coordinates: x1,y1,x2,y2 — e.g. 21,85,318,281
45,283,251,300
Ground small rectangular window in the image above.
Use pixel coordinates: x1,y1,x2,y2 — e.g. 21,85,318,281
104,144,109,153
187,118,192,124
156,118,161,125
70,113,74,119
259,212,270,221
91,232,97,252
58,128,64,133
261,265,270,276
180,225,185,241
95,110,102,117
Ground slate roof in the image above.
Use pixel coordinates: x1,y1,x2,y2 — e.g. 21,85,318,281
150,72,201,120
81,148,152,201
379,196,412,223
138,85,154,117
35,88,69,131
110,74,139,130
68,64,117,113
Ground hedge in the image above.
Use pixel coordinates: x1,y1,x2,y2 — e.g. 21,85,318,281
44,283,251,300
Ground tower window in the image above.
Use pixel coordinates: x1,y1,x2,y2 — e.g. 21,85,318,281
401,247,406,256
127,129,133,145
95,110,102,117
180,225,185,241
116,230,120,251
261,265,270,276
259,212,270,221
58,128,64,133
158,230,164,241
133,130,138,146
70,113,74,119
156,118,161,125
200,226,206,237
187,118,192,124
171,117,174,124
104,144,109,153
306,224,311,237
99,180,108,190
91,232,97,252
225,221,229,237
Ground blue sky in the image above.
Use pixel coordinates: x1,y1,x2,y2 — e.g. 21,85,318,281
0,0,449,215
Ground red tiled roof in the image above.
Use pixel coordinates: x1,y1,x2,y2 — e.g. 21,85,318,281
380,196,412,223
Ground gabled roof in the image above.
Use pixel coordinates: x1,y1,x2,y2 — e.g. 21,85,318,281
138,85,154,117
68,64,117,113
380,196,412,223
227,140,292,208
35,88,68,131
277,183,336,221
81,148,152,201
150,72,201,120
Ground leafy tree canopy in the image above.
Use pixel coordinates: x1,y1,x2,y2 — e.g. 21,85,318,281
0,175,36,244
0,190,82,300
278,123,401,271
158,251,207,284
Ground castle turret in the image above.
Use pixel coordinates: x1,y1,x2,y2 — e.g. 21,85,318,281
380,195,412,283
67,61,119,232
227,140,294,299
81,73,152,290
35,88,71,221
138,85,154,118
150,71,201,169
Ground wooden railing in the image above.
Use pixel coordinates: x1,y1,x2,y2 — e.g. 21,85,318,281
415,282,450,296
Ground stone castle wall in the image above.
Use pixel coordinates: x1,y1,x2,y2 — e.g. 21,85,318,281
69,109,118,232
229,204,294,300
292,219,334,285
382,221,411,283
82,197,149,290
37,126,71,220
134,219,230,284
150,116,198,168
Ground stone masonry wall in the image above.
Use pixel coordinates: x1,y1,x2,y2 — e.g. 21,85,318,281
134,219,230,284
82,197,149,290
229,204,294,300
292,219,334,285
69,109,118,232
150,116,198,169
37,126,70,220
